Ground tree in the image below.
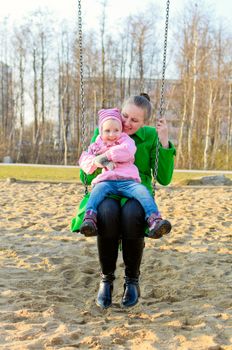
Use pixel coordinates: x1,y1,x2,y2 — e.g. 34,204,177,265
100,0,107,108
12,24,28,162
58,27,72,165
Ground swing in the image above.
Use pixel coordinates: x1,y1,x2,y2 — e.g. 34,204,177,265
70,0,171,233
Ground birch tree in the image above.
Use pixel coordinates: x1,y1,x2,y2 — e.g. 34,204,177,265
58,28,72,165
12,25,28,162
203,82,217,169
226,82,232,169
100,0,107,108
0,17,14,154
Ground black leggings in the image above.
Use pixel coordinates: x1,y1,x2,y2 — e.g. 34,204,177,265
97,198,146,239
96,198,146,276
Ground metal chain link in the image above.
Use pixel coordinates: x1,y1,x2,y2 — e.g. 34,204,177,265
153,0,170,195
78,0,88,194
159,0,170,120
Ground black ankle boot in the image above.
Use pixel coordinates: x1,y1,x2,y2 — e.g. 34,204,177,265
121,238,144,308
121,276,140,307
96,273,115,309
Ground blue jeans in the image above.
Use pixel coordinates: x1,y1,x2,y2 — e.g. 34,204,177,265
86,180,159,220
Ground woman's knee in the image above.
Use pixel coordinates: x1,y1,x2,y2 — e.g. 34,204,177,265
121,199,146,239
97,198,121,238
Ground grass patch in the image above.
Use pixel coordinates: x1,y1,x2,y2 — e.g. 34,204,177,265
0,164,231,183
0,165,80,182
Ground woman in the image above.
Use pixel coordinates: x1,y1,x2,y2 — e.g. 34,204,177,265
71,94,176,309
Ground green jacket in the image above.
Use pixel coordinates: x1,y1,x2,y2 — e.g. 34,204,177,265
70,125,176,232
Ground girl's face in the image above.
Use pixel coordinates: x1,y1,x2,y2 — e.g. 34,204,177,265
101,119,122,142
121,103,145,135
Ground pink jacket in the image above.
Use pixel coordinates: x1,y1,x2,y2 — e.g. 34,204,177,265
79,133,141,186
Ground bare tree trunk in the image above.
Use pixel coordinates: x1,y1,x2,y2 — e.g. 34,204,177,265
210,87,222,168
33,47,38,144
40,31,45,139
62,114,68,165
127,40,134,96
7,74,15,155
57,28,72,165
176,80,188,167
34,31,46,164
59,83,68,165
63,42,71,166
226,83,232,169
93,89,97,131
16,53,25,162
100,0,107,108
32,47,40,163
138,29,145,92
0,20,12,147
187,30,198,169
119,32,128,103
147,47,156,92
0,63,4,138
203,85,216,169
0,19,11,144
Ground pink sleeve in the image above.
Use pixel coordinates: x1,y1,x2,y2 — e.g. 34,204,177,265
105,134,136,162
79,151,98,174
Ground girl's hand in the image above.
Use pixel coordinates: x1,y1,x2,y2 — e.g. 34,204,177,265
105,161,116,171
94,154,115,170
93,154,108,168
156,117,169,148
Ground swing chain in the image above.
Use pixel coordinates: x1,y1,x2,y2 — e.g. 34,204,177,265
78,0,88,195
159,0,170,119
153,141,160,195
153,0,170,194
78,0,86,151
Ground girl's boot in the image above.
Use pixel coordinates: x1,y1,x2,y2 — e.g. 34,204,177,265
80,210,97,236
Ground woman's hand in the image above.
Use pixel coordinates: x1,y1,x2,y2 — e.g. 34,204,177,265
156,117,169,148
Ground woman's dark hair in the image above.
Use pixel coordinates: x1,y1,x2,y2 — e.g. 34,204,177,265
140,92,150,101
122,93,152,121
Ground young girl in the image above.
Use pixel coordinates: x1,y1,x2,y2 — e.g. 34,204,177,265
79,107,171,239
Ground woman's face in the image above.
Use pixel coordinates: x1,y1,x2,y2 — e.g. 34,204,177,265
121,103,145,135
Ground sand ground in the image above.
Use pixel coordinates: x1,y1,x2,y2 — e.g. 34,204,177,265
0,182,231,350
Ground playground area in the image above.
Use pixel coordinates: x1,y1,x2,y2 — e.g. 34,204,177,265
0,181,231,349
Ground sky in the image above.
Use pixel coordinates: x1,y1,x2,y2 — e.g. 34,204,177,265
1,0,231,122
0,0,232,28
0,0,231,79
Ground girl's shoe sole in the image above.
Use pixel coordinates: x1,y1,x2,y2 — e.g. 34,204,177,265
80,223,97,237
148,220,172,239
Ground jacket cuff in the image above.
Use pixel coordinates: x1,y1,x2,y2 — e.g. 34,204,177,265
159,141,176,155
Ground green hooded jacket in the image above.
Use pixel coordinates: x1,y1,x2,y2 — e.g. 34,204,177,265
70,125,176,232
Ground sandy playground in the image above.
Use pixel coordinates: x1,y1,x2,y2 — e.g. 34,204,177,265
0,181,231,350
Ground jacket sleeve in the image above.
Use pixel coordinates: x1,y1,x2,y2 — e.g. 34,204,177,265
150,130,176,186
105,136,136,163
156,141,176,185
79,151,98,174
79,128,102,185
